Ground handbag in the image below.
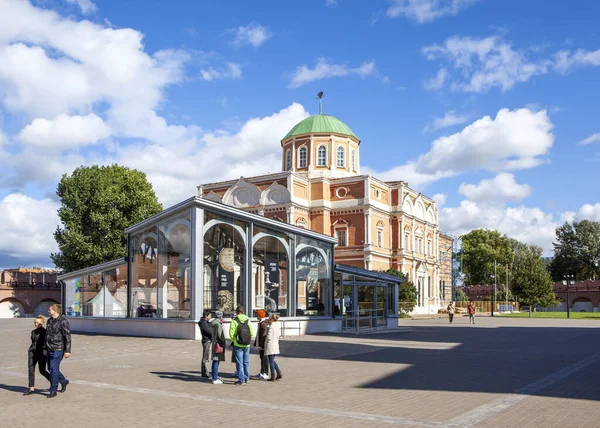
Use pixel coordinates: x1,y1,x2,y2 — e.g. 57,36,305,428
214,342,224,354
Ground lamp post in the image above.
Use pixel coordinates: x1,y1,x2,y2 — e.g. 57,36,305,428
562,274,575,319
490,261,497,317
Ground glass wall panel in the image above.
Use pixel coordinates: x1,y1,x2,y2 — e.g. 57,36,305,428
64,278,82,317
82,267,128,317
252,226,289,317
158,212,192,319
83,272,101,316
203,211,247,318
295,236,332,316
130,226,159,318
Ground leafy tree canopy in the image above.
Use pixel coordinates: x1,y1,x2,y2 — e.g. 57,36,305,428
385,268,417,313
51,164,163,272
550,220,600,281
460,229,513,285
511,244,557,310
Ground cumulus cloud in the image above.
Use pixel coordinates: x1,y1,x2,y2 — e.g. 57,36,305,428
458,173,532,203
0,193,60,260
432,193,447,207
232,23,273,48
200,63,242,81
423,35,600,93
387,0,477,23
64,0,97,14
579,133,600,145
289,58,376,88
20,114,110,149
425,110,469,131
575,203,600,222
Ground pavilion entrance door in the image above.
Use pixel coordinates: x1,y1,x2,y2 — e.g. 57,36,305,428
342,281,387,331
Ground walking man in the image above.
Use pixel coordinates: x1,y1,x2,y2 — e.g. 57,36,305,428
44,304,71,398
198,310,213,378
229,306,255,385
468,301,476,324
447,301,455,324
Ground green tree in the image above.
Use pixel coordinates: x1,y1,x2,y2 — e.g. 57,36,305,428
550,220,600,281
461,229,513,285
385,269,417,313
511,244,558,317
51,165,163,272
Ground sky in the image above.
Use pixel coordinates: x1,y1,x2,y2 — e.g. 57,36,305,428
0,0,599,268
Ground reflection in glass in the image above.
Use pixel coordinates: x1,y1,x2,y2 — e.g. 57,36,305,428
203,212,246,318
253,226,289,317
130,226,158,318
295,236,330,316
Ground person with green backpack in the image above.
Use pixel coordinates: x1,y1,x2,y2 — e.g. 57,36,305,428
229,305,255,385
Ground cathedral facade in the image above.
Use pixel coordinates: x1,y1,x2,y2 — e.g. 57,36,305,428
199,113,450,313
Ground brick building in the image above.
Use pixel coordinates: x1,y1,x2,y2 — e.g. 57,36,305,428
0,267,61,318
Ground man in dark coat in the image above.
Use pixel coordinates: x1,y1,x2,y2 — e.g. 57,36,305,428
198,310,213,378
44,304,71,398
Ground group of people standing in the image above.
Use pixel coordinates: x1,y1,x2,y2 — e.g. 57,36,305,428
199,305,282,385
446,301,476,324
24,304,72,398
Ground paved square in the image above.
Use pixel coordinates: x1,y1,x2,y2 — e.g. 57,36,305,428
1,316,600,427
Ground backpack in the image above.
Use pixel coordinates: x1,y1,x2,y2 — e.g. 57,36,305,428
235,317,252,345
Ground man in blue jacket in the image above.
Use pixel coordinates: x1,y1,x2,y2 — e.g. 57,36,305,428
229,306,255,385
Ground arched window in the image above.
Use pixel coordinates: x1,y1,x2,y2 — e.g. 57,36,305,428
336,146,345,168
299,147,307,168
285,149,292,171
317,145,327,167
351,150,356,172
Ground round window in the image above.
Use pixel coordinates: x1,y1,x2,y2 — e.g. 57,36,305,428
336,187,348,198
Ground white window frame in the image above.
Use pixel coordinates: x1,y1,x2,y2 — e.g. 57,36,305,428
317,145,327,167
351,149,356,172
335,228,347,247
336,146,345,168
285,149,292,171
298,147,307,168
377,229,383,248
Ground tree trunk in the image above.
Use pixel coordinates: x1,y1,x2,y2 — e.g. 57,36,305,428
529,305,532,318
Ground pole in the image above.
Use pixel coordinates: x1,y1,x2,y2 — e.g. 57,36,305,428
505,264,509,313
492,261,496,317
566,275,571,319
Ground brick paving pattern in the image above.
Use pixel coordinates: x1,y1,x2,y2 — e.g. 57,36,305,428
1,316,599,427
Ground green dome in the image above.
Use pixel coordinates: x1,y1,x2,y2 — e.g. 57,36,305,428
283,114,358,140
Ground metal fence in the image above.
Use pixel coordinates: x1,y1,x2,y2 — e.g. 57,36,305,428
453,300,520,314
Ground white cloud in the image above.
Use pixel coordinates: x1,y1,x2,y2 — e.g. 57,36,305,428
20,113,110,149
200,63,242,81
387,0,477,23
325,0,338,6
0,193,60,259
425,110,469,131
458,173,532,203
232,23,273,48
424,68,447,91
423,35,600,93
64,0,98,14
432,193,447,207
368,108,553,190
579,133,600,145
289,58,376,88
575,203,600,222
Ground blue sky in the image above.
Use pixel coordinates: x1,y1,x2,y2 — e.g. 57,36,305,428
0,0,599,268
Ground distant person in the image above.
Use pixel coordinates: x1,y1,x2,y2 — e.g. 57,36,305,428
210,311,226,384
198,309,213,378
468,302,476,324
447,301,455,324
44,304,71,398
265,314,282,381
254,309,269,380
23,315,50,396
229,306,255,385
317,300,325,315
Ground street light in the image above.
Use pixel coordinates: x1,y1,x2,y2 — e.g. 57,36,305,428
491,261,497,317
562,274,575,319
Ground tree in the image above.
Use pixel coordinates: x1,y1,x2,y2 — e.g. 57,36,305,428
550,220,600,281
460,229,513,285
385,269,417,313
51,165,163,272
511,244,558,317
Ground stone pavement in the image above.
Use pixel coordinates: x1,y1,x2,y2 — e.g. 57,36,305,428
1,315,600,428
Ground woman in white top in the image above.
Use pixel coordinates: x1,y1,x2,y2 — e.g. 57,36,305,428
264,314,282,381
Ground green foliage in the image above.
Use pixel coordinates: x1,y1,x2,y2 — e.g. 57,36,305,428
461,229,513,285
511,244,558,309
385,269,417,313
51,165,163,272
550,220,600,281
455,287,468,302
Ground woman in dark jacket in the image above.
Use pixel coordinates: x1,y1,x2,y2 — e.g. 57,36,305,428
210,311,226,384
24,315,51,395
255,309,269,379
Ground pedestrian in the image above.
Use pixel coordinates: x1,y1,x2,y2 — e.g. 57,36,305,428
44,304,71,398
229,305,255,385
198,309,213,378
447,301,455,324
23,315,51,396
265,314,282,382
254,309,269,380
210,311,226,385
468,301,476,324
